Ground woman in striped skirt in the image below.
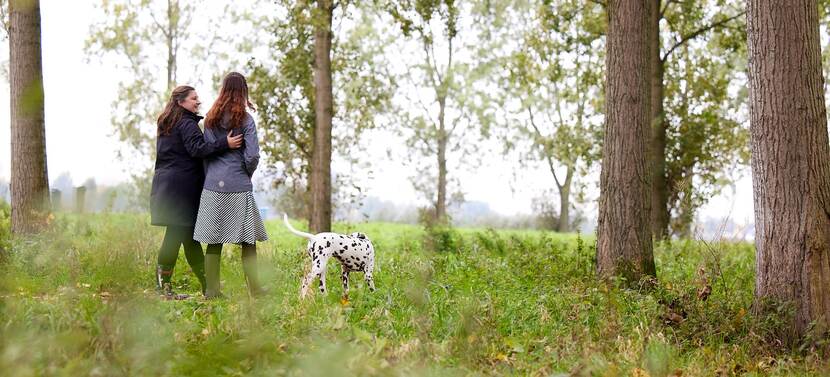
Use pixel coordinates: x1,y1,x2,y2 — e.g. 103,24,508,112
193,72,268,298
151,85,243,299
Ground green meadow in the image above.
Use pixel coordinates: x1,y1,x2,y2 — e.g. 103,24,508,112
1,211,827,376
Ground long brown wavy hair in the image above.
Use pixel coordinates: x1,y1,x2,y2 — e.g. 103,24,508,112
205,72,255,130
157,85,196,136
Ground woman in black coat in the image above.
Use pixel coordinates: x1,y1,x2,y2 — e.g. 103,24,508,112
151,85,242,299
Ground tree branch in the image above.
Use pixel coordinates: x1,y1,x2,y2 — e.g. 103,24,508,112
149,9,171,40
551,73,567,130
660,0,678,18
421,37,441,97
527,107,562,189
0,1,9,36
445,30,454,86
587,0,606,8
428,30,444,86
402,63,437,126
285,129,312,159
661,11,745,62
448,111,469,138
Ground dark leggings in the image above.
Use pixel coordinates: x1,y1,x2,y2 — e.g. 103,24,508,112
158,225,204,268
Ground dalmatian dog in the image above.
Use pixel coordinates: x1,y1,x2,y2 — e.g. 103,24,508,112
283,214,376,299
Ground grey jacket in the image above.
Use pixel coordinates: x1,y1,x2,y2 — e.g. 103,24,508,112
202,113,260,192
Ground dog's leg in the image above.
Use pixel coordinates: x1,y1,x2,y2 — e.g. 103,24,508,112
317,253,331,295
318,270,327,294
340,266,350,300
364,263,376,292
301,254,330,299
300,242,317,298
300,271,316,298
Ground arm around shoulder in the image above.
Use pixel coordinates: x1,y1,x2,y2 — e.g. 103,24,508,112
180,119,229,158
243,115,260,176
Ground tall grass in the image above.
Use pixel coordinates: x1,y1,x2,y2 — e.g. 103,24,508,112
1,212,828,376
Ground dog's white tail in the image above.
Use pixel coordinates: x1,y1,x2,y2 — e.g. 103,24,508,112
283,213,316,240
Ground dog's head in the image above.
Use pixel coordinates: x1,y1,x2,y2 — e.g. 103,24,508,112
350,232,368,240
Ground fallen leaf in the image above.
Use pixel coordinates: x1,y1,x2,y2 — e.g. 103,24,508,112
631,367,650,377
697,285,712,301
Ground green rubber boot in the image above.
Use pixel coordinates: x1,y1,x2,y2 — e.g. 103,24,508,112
242,245,267,298
204,253,223,299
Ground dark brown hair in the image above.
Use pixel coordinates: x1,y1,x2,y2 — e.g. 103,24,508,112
205,72,255,130
157,85,196,136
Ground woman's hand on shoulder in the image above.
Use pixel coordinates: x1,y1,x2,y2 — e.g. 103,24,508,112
227,132,243,149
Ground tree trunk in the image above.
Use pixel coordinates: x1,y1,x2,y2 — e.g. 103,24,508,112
674,168,694,238
747,0,830,342
309,0,333,233
435,96,448,223
9,0,49,235
556,166,574,232
648,0,670,240
597,0,656,282
166,0,176,91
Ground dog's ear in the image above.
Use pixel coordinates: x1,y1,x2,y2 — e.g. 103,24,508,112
351,232,367,240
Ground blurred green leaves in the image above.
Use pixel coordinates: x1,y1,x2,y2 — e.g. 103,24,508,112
0,213,825,374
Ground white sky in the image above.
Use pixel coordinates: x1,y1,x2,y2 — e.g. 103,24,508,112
0,0,756,228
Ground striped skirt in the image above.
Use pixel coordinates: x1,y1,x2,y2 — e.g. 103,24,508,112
193,189,268,244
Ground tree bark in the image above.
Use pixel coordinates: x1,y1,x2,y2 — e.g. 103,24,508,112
9,0,49,235
435,96,448,223
556,166,574,232
309,0,333,233
165,0,176,91
747,0,830,342
648,0,670,239
597,0,656,282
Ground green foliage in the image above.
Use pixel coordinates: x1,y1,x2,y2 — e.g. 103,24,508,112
84,0,189,209
0,201,11,257
84,0,232,209
660,1,749,235
495,0,605,229
422,225,462,254
86,0,182,156
380,0,496,209
1,214,829,375
245,1,393,208
0,0,8,40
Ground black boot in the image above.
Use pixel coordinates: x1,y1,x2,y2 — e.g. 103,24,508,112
155,265,190,300
182,238,207,296
190,262,207,296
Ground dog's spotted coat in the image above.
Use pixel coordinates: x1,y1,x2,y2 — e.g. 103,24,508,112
283,214,376,299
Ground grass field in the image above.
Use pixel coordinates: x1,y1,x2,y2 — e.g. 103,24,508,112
1,212,828,376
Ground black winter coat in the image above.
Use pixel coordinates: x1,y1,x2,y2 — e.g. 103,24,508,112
150,110,229,226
